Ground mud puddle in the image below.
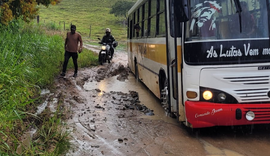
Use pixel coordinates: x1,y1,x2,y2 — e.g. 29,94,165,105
54,47,201,156
83,74,176,124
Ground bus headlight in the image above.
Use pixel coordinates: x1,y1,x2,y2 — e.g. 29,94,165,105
245,111,255,121
200,87,238,104
217,93,226,102
203,90,213,100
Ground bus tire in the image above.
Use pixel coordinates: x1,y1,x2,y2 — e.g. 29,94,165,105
160,77,169,113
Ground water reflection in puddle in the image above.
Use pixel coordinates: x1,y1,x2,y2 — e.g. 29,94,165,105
84,75,177,124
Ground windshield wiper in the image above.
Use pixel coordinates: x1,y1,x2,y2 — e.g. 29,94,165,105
233,0,242,32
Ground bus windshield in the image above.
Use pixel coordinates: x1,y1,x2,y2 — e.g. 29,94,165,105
186,0,269,41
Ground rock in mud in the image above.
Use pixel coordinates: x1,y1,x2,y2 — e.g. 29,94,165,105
118,138,124,143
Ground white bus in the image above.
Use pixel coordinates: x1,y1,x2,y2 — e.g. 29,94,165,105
127,0,270,128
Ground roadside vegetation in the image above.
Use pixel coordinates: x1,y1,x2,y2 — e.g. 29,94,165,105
0,0,132,154
0,19,98,155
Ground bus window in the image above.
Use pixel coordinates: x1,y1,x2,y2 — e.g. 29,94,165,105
144,1,149,36
186,0,269,41
159,0,165,11
149,16,156,37
157,12,166,36
134,23,141,37
150,0,157,16
149,0,157,37
133,12,136,38
141,5,145,37
129,19,133,39
137,8,140,23
157,0,166,36
135,9,141,38
169,0,182,37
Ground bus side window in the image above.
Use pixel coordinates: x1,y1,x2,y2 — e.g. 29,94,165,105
133,12,136,38
141,4,145,37
129,19,133,39
144,1,149,37
136,9,140,37
150,17,156,37
134,23,141,37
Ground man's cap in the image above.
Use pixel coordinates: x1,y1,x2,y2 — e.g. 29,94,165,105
71,25,76,30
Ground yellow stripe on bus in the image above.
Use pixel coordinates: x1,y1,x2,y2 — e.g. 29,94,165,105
129,42,182,72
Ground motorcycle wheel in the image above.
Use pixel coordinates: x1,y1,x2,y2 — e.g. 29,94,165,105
99,56,103,65
99,55,105,65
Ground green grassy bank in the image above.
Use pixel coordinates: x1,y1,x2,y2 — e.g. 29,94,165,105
38,0,136,47
0,20,98,155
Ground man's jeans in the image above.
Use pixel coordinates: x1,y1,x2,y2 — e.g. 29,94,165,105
62,51,78,74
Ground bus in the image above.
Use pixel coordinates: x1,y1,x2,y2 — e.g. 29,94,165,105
127,0,270,128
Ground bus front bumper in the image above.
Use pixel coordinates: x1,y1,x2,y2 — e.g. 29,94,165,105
185,101,270,128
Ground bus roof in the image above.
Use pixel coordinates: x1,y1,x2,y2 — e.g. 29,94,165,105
128,0,145,15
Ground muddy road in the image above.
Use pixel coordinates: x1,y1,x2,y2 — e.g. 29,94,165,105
49,45,270,156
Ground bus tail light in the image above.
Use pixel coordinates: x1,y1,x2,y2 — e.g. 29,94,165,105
186,91,197,99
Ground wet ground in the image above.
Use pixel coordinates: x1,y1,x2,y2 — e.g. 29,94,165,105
48,45,270,156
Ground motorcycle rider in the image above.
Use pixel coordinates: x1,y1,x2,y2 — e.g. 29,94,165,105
99,28,116,61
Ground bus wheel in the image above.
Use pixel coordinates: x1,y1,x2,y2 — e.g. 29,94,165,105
160,79,169,113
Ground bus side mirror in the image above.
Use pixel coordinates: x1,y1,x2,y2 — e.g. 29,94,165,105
173,0,189,22
181,0,189,22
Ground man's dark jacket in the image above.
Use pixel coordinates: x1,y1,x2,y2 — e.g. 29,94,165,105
101,34,115,44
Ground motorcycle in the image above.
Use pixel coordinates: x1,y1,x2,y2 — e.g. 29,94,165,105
98,38,118,65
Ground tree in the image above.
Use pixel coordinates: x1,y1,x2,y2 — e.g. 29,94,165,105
0,0,61,25
110,1,135,19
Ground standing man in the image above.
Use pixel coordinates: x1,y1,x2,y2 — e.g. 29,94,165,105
61,25,83,77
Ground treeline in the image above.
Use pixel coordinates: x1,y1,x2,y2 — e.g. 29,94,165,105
0,0,61,25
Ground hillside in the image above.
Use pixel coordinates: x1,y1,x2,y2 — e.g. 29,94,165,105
38,0,136,45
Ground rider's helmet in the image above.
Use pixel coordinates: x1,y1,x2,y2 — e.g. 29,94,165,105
105,28,111,36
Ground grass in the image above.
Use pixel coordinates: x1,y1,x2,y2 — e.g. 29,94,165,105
38,0,136,47
0,20,99,155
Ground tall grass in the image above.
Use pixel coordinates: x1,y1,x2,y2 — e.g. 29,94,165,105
0,20,98,155
41,21,62,30
0,21,64,154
